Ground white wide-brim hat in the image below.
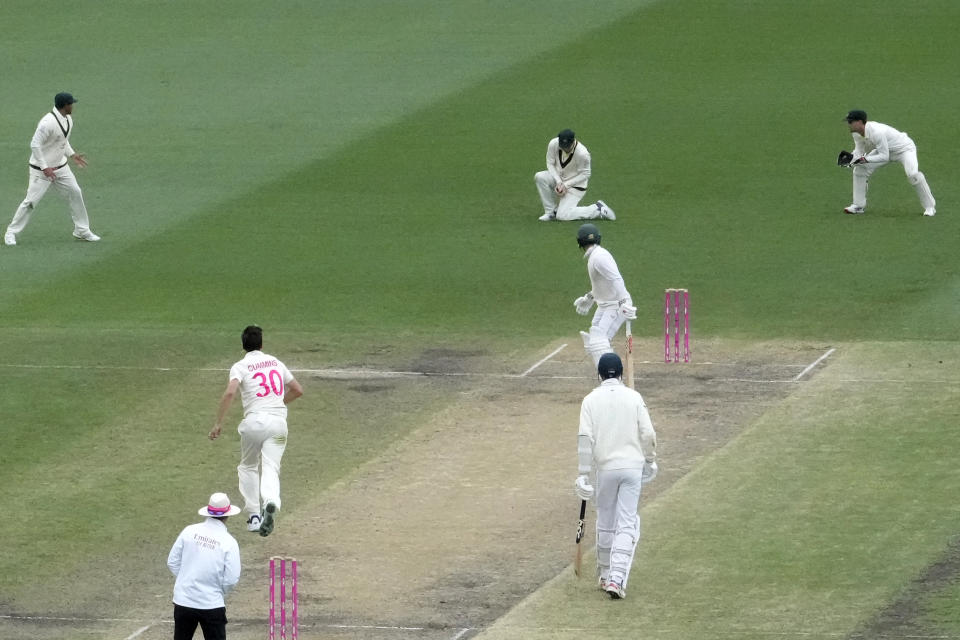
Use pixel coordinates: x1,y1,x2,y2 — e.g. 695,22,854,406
198,492,242,517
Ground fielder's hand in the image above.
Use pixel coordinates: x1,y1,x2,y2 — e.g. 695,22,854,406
555,182,567,195
574,293,594,316
642,461,658,484
619,301,637,320
209,424,222,440
574,475,594,501
837,150,854,167
72,153,88,168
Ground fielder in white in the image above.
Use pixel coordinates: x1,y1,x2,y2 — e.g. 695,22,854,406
535,129,616,222
842,109,936,217
210,326,303,537
4,92,100,246
573,223,636,367
575,353,657,599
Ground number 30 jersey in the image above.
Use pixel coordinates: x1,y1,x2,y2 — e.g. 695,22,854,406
229,350,295,417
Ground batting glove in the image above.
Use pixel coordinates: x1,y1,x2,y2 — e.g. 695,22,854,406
574,475,595,501
574,293,594,316
619,301,637,320
641,461,658,484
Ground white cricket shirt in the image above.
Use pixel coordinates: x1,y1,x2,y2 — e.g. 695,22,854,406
545,137,591,190
28,110,76,169
229,351,294,417
584,245,631,305
167,518,241,609
853,121,915,164
579,379,656,471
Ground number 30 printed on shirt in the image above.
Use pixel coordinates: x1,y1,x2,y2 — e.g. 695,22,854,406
253,370,284,397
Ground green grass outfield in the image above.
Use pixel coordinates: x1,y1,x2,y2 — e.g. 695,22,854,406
2,0,959,636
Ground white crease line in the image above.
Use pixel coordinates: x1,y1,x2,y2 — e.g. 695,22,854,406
793,348,836,381
124,625,151,640
450,628,472,640
520,343,567,377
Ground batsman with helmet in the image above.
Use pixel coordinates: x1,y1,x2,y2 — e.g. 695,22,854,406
574,353,658,599
573,223,636,367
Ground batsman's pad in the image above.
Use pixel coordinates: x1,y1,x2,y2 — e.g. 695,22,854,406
837,150,854,167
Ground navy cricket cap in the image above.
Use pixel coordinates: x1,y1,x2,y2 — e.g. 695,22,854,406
54,92,77,109
845,109,867,123
558,129,576,147
597,352,623,380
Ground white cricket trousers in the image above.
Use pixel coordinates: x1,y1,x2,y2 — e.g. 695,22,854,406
534,171,601,221
851,144,935,210
7,165,93,235
595,467,644,590
237,412,288,518
582,303,627,366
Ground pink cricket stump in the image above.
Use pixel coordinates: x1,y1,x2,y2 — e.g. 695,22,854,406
683,290,691,362
268,558,276,640
291,560,299,640
280,560,287,640
673,290,680,363
664,290,670,363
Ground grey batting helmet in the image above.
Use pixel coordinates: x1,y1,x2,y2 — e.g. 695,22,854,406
577,223,601,248
598,353,623,379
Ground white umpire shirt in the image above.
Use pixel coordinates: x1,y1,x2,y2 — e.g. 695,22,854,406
579,378,657,470
853,121,914,164
585,245,631,305
546,137,591,190
29,110,76,170
230,350,295,417
167,518,241,609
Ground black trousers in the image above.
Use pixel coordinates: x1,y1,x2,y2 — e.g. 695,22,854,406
173,604,228,640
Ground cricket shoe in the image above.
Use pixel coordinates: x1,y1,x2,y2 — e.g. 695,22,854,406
923,208,936,217
4,231,16,246
246,514,262,532
72,229,101,242
598,577,608,591
538,211,557,221
259,502,278,537
597,200,616,221
605,580,626,599
843,204,865,215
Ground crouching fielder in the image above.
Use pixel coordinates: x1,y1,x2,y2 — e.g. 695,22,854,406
574,353,657,599
842,109,936,217
573,223,636,367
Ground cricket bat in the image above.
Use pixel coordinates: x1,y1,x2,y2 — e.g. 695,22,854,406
574,499,587,577
625,320,635,389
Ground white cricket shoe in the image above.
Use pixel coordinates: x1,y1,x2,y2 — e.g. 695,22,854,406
597,200,616,221
73,230,101,242
605,580,625,599
843,204,865,215
598,577,608,591
923,208,936,217
538,211,556,221
246,514,262,532
4,231,16,246
259,502,278,537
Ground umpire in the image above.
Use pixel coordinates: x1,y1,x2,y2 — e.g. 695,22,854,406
574,353,657,599
167,492,242,639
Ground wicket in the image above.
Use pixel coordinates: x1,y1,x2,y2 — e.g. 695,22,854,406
269,556,298,640
664,288,691,363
